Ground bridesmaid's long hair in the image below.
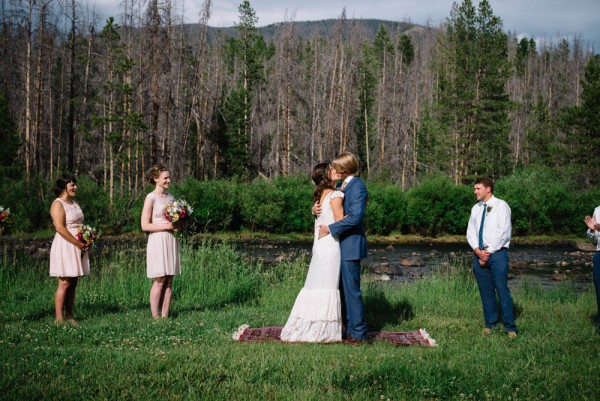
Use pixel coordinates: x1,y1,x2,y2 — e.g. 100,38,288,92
312,163,335,204
53,175,77,197
145,164,169,185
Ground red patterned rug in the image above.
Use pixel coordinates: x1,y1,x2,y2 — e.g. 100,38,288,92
232,325,436,347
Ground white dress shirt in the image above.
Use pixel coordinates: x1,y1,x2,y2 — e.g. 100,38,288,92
466,195,512,254
341,175,354,190
587,205,600,251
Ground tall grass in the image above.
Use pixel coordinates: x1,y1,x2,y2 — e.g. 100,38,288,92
1,243,599,400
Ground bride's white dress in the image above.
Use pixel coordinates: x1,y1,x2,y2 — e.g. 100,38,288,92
280,190,343,343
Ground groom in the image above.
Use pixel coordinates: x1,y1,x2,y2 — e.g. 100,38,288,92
317,152,368,342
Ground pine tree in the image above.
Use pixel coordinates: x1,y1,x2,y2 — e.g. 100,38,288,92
561,54,600,185
355,25,392,176
430,0,512,182
94,17,140,203
218,0,271,178
0,91,20,177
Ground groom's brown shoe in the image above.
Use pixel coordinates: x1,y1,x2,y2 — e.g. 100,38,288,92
345,334,368,346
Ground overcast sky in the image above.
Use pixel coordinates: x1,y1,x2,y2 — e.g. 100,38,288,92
93,0,600,50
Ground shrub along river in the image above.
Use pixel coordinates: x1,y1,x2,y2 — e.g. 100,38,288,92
2,236,596,291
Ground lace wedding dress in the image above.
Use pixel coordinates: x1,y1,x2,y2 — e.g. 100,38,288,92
280,190,343,343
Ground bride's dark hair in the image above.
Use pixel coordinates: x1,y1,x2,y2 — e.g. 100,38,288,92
312,162,335,204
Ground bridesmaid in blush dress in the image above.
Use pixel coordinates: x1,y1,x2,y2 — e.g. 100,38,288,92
49,175,89,324
141,164,180,319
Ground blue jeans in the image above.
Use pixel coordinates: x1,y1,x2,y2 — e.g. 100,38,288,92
341,260,368,339
473,249,517,332
593,252,600,323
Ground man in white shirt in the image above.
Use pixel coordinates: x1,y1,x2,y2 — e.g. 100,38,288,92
584,207,600,335
466,177,517,337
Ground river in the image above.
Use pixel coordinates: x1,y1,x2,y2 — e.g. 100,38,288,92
239,241,596,290
2,237,596,290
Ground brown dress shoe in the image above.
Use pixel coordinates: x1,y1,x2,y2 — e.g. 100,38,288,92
345,334,367,345
507,331,517,338
482,328,492,335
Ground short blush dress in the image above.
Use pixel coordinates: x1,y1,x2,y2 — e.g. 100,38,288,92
145,192,180,278
49,198,90,277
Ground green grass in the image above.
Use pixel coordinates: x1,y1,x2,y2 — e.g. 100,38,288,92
1,242,598,400
0,227,588,246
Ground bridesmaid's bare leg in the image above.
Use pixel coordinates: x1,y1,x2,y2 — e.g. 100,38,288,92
160,276,174,318
64,277,78,322
150,277,166,318
55,277,73,322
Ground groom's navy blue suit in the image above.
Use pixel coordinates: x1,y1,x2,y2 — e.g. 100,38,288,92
328,176,368,339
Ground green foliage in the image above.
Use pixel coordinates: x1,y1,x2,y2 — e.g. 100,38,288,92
560,54,600,186
432,0,512,181
406,175,472,236
365,183,408,235
524,94,564,166
91,16,140,171
575,187,600,220
214,0,276,178
371,24,395,68
178,178,240,231
0,91,20,178
72,177,112,230
398,34,414,66
515,37,530,76
272,175,313,233
239,179,286,231
0,177,50,233
236,175,314,233
354,57,377,171
222,88,252,178
496,166,579,235
0,170,596,237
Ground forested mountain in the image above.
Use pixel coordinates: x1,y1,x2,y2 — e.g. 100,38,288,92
1,0,598,203
198,19,418,43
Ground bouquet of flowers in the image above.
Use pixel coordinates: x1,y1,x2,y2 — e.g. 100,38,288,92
163,199,194,224
77,225,98,250
0,206,13,232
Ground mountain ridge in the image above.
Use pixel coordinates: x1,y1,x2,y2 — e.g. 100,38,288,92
183,18,422,42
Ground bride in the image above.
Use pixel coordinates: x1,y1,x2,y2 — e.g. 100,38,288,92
280,162,345,343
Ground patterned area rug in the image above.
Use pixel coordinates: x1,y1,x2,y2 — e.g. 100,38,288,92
232,325,436,347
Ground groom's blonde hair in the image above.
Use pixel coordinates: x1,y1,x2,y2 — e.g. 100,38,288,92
332,152,359,176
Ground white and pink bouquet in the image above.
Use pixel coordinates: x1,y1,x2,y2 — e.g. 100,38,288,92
77,224,98,250
0,206,13,231
163,199,194,224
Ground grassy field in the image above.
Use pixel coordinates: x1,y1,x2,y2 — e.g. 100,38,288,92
1,241,598,400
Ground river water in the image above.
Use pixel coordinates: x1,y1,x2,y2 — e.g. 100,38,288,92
238,241,596,290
